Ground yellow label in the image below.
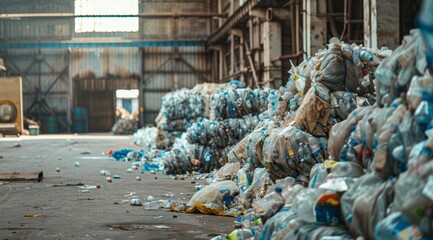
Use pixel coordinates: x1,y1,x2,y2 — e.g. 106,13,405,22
324,160,337,169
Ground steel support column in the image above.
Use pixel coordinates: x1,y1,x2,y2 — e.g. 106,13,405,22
303,0,327,57
364,0,399,49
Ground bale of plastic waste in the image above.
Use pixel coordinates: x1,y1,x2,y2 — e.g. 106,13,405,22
209,88,272,121
111,119,138,135
133,126,158,147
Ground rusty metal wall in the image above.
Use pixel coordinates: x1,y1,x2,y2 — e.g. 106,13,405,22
71,48,140,79
3,48,70,114
0,0,73,41
142,46,210,124
139,0,211,40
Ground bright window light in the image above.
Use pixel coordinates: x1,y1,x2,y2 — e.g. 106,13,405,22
116,89,139,99
75,0,138,32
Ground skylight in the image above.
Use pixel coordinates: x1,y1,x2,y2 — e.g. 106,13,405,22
74,0,139,32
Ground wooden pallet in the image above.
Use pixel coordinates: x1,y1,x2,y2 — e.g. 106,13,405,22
0,171,43,182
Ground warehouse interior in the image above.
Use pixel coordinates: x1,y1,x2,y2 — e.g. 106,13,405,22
0,0,432,239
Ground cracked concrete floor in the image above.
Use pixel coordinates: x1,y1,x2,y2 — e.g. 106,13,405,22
0,134,233,240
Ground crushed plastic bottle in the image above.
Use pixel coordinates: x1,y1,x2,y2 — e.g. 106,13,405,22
252,187,285,223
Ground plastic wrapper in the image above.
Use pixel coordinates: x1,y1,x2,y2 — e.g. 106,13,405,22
188,180,239,210
294,87,331,137
281,223,353,240
375,212,429,240
308,162,329,188
213,162,240,181
328,106,375,161
253,187,285,223
340,173,385,226
327,161,365,179
393,160,433,214
290,188,325,223
227,136,248,163
259,205,298,240
240,168,272,209
349,179,395,239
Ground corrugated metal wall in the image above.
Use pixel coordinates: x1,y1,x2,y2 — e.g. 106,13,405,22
139,0,211,40
0,0,73,41
139,0,212,124
71,48,140,79
0,0,213,130
142,46,210,124
4,48,70,114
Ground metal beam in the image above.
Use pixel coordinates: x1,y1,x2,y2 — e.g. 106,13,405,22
0,13,228,19
208,0,262,44
0,41,205,49
303,0,327,57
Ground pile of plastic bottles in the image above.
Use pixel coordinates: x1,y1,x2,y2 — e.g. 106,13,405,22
186,115,260,148
153,87,277,174
203,30,433,240
159,88,204,123
209,88,273,121
133,126,158,148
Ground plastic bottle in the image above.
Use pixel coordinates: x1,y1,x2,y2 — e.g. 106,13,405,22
142,200,162,210
253,187,285,223
414,97,433,128
227,229,255,240
308,137,323,162
236,168,251,193
358,49,374,62
298,143,304,161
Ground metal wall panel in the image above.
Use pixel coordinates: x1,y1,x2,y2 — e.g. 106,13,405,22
0,0,74,41
3,48,71,113
141,45,210,124
71,47,140,79
139,0,211,39
143,91,164,111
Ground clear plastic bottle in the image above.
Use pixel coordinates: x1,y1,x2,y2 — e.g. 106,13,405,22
227,229,255,240
253,187,285,223
308,137,323,162
236,167,251,193
358,49,374,62
142,200,162,210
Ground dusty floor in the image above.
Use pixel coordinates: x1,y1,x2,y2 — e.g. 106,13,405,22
0,134,233,240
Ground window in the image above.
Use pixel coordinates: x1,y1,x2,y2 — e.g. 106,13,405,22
75,0,138,33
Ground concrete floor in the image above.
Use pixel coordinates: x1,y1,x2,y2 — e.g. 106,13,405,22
0,134,233,240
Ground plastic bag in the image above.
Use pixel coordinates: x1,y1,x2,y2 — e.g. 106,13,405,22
240,168,272,209
291,188,325,223
340,173,385,226
349,179,395,239
253,187,285,223
188,180,239,210
295,87,331,137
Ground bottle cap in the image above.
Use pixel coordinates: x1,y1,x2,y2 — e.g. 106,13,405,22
275,187,283,193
